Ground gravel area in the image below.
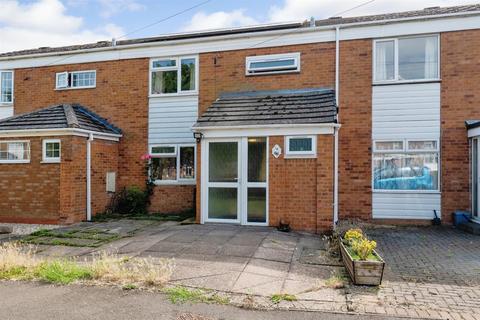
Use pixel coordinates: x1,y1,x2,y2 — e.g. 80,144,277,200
0,223,59,235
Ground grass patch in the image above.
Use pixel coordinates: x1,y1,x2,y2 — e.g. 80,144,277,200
35,260,92,284
93,210,194,223
164,286,229,305
325,274,347,289
270,293,297,304
122,283,138,290
22,228,121,248
0,242,174,288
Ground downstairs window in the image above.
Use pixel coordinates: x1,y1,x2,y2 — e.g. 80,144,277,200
373,140,439,191
150,145,195,183
0,141,30,163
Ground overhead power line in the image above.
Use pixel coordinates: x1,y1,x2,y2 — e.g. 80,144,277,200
42,0,214,67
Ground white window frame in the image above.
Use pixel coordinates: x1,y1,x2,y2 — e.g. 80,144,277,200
55,70,96,90
246,52,301,76
0,140,30,164
0,70,14,105
373,34,440,84
285,135,316,158
149,56,198,97
149,144,196,184
42,139,61,163
372,138,440,193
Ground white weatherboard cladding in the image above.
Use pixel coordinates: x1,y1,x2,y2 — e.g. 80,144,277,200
0,105,13,119
148,95,198,145
372,82,441,220
372,83,440,140
373,193,441,219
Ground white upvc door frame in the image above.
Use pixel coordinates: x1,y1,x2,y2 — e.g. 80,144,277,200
473,137,480,223
201,136,269,226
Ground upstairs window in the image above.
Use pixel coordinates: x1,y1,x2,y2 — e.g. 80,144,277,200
374,35,439,83
0,71,13,104
55,70,96,89
150,57,197,95
0,141,30,163
246,53,300,75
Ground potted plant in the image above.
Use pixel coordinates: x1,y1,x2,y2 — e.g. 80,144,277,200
339,229,385,286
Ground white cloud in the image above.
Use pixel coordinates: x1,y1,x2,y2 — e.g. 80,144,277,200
268,0,477,22
98,0,145,19
0,0,124,53
182,9,259,32
182,0,477,32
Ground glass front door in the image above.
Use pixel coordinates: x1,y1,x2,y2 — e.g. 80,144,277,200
204,137,268,225
207,140,240,222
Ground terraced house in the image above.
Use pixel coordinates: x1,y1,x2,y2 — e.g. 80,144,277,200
1,4,480,232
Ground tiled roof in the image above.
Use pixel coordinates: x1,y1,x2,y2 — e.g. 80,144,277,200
314,4,480,26
466,120,480,129
1,4,479,58
193,88,337,128
0,104,122,135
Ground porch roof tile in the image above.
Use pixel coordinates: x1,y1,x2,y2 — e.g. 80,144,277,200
0,104,122,135
193,88,337,128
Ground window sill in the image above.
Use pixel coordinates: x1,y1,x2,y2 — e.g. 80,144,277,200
284,154,317,159
0,160,30,164
0,103,13,107
154,180,196,186
372,79,441,86
246,70,300,77
149,92,198,98
373,190,441,194
55,86,96,91
41,160,61,164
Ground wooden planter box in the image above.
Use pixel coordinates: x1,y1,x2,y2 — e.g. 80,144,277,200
339,239,385,286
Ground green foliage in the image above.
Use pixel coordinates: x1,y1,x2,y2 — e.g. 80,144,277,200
122,283,138,290
164,286,229,305
111,186,149,215
35,260,92,284
270,293,297,304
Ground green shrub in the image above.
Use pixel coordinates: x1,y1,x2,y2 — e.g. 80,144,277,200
111,186,149,215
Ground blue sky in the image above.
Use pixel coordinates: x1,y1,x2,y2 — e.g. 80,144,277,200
0,0,475,53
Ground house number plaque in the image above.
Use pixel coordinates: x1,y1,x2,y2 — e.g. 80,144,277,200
272,144,282,158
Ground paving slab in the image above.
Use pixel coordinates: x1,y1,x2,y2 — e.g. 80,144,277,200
232,272,285,296
253,247,294,263
244,258,290,278
217,244,257,257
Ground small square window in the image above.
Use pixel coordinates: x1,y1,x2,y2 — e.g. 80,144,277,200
285,136,316,157
43,139,61,163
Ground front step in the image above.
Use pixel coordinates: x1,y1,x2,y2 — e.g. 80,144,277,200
458,221,480,235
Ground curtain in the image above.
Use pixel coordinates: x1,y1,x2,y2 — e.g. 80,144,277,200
424,37,438,79
375,42,387,81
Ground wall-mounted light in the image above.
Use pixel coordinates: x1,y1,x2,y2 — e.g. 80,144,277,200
193,132,203,143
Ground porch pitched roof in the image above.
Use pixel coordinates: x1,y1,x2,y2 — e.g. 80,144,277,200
0,104,122,135
193,88,337,128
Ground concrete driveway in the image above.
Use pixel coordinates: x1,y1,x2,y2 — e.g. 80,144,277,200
113,223,345,300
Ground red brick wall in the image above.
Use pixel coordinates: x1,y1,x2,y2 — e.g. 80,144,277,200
269,135,334,232
199,43,336,115
338,39,373,221
14,59,149,189
59,136,87,223
441,30,480,222
91,139,119,216
150,185,195,214
0,136,60,224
